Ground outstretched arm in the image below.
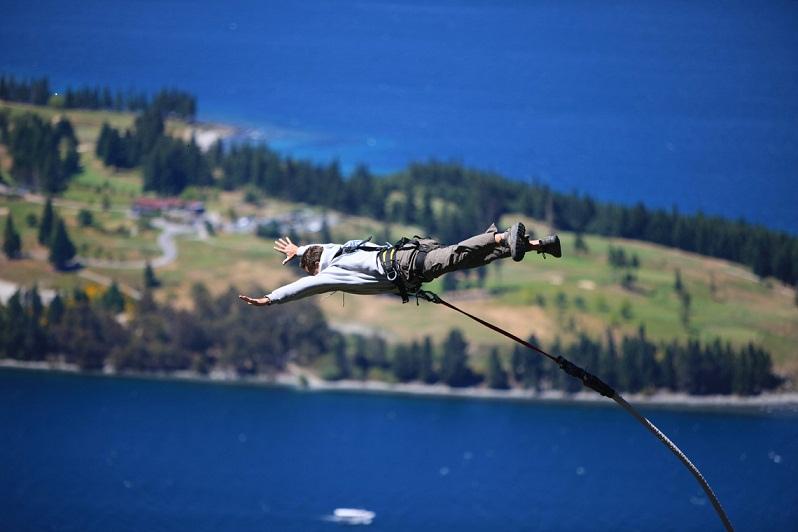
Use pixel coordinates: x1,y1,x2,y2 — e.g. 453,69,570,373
238,294,270,306
274,236,299,265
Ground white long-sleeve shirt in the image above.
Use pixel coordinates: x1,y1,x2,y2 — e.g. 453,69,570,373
266,243,398,304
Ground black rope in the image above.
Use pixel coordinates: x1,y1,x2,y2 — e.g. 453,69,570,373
414,289,734,531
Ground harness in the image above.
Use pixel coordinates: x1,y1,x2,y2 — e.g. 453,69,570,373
378,237,430,303
334,236,432,304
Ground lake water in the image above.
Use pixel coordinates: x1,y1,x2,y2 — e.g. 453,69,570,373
1,369,796,531
1,0,797,233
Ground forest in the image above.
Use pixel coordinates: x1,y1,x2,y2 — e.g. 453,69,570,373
0,283,779,396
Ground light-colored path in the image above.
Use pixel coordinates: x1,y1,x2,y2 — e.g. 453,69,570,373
80,218,196,270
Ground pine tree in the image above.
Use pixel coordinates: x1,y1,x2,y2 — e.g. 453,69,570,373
144,261,160,288
510,335,543,389
352,335,370,378
674,268,683,293
441,272,458,292
21,286,47,360
320,214,332,243
487,348,509,389
392,344,418,382
47,293,65,325
419,336,437,384
440,329,471,387
421,189,435,233
574,232,588,253
331,334,350,380
48,218,76,270
402,181,417,224
26,285,43,321
38,198,54,245
77,209,93,227
3,290,25,358
600,329,618,388
3,212,22,259
678,290,691,330
101,281,125,313
96,123,112,161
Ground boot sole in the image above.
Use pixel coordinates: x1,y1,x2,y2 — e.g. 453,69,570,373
509,223,526,262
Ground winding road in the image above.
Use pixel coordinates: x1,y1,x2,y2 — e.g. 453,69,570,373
79,218,197,270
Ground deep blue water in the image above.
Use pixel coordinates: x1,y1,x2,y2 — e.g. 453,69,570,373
1,0,797,233
1,369,797,531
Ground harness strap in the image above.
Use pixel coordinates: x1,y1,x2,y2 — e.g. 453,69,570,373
379,247,410,303
413,250,428,277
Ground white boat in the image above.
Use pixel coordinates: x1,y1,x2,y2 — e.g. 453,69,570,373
331,508,376,525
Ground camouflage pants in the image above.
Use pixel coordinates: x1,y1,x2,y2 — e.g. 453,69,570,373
396,223,510,285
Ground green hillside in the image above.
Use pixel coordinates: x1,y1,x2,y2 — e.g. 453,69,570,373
1,102,796,383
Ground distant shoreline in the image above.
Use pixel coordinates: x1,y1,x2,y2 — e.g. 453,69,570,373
180,121,241,151
3,359,797,413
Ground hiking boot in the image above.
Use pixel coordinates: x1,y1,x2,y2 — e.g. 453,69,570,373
536,234,562,258
507,222,527,262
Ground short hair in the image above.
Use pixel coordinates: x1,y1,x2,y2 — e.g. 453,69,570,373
300,245,323,272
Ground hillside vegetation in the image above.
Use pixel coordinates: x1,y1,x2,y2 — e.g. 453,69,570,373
1,101,796,385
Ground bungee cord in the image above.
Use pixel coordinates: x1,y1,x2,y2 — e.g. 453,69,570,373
414,290,734,532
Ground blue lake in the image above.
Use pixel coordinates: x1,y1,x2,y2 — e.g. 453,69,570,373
1,369,796,531
1,0,797,232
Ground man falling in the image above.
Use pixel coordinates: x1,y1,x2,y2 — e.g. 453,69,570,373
239,222,560,307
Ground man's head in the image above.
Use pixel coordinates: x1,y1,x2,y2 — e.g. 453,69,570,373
300,245,323,275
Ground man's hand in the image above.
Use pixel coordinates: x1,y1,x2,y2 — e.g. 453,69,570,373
274,236,299,265
238,295,271,306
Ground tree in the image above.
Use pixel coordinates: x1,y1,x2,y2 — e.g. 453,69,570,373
574,232,588,253
52,297,126,370
100,281,125,313
77,209,93,227
1,290,25,358
47,293,65,325
486,348,509,389
420,189,435,233
674,268,683,293
330,334,350,380
38,198,54,245
20,286,47,360
419,336,437,384
402,181,417,225
96,122,112,161
620,299,633,321
320,214,333,243
511,335,543,389
367,336,389,369
48,219,76,270
352,335,370,378
144,262,160,288
3,213,22,259
678,290,691,330
441,273,458,292
392,344,419,382
440,329,474,387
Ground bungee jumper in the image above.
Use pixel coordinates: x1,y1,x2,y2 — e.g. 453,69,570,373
238,222,561,307
238,222,734,531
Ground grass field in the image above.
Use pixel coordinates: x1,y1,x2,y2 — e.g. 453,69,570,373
1,103,796,382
